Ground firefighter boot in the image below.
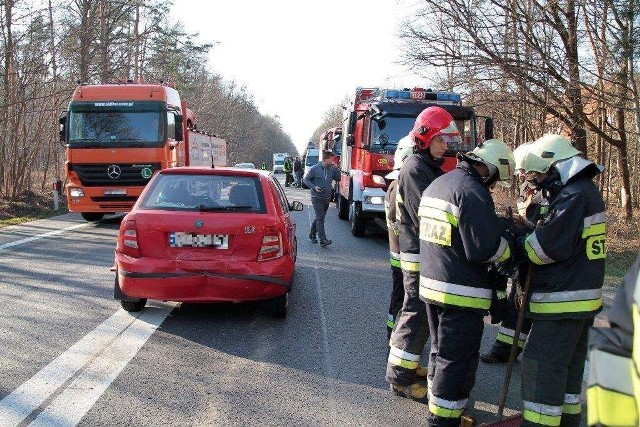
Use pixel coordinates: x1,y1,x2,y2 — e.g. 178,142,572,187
480,343,519,364
389,382,429,404
416,365,428,380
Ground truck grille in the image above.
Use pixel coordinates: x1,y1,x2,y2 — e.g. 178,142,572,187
70,163,160,187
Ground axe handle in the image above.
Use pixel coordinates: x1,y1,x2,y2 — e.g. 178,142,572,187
497,264,532,418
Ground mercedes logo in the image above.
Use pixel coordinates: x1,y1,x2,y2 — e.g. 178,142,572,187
107,165,121,179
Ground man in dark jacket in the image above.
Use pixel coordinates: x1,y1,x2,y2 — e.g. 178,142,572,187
384,135,415,339
386,106,455,402
418,139,515,427
303,151,341,247
293,156,303,188
517,134,605,427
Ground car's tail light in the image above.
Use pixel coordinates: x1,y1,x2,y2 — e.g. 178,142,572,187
258,226,283,261
117,220,140,258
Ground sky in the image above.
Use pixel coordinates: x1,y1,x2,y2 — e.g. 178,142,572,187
170,0,427,155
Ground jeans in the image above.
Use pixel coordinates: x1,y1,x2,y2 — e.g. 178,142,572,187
310,198,330,240
294,172,303,188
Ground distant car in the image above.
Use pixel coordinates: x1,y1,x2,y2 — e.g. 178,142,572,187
234,162,256,169
113,167,304,318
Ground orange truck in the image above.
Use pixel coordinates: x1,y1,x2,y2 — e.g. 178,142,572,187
59,82,226,221
336,87,493,236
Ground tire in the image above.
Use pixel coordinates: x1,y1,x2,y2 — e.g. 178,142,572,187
337,194,349,220
81,212,104,222
121,299,147,312
114,271,147,312
349,201,367,237
265,293,288,318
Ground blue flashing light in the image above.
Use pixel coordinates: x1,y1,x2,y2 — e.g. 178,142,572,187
398,90,411,99
386,89,399,98
450,93,461,103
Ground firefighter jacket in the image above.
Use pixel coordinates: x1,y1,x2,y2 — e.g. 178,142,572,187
587,252,639,426
283,158,293,173
418,161,511,312
395,152,444,272
523,158,606,320
385,179,400,269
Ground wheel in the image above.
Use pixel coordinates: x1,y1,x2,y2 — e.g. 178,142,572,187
337,194,349,220
81,212,104,222
265,293,288,318
349,201,367,237
121,299,147,312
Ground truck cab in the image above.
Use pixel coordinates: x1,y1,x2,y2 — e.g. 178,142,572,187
336,87,492,237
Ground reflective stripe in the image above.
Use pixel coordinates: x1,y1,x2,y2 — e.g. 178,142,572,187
588,349,635,395
400,252,420,272
388,345,420,370
582,212,606,238
428,392,467,419
495,326,527,348
529,289,603,314
523,401,562,426
485,237,509,263
562,393,581,414
587,386,638,426
386,313,394,329
390,258,401,268
525,232,554,265
420,196,461,219
418,206,459,227
390,251,400,260
420,276,492,310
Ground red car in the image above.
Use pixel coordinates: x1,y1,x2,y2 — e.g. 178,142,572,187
113,167,303,317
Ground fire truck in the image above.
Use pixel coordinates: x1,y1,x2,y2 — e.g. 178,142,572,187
59,82,227,221
336,87,493,236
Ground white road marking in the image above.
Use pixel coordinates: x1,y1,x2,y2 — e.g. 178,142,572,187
307,209,338,423
0,222,91,251
0,304,174,427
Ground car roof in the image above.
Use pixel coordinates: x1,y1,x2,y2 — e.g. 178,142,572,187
159,166,272,179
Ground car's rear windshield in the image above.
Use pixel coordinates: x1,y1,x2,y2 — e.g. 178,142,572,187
139,173,266,213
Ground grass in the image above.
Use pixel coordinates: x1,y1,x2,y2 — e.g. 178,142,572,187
0,191,68,229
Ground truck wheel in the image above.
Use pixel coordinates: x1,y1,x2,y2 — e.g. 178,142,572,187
349,201,367,237
81,212,104,222
337,194,349,220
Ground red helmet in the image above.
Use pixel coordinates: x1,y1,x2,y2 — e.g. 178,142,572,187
409,106,454,149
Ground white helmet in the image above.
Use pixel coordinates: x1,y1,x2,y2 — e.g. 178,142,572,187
465,139,515,183
386,135,415,180
513,143,532,174
522,134,581,173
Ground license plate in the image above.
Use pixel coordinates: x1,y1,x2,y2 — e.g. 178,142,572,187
169,232,229,249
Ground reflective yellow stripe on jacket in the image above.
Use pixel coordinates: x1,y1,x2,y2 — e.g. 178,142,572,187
529,289,603,315
496,326,527,348
523,401,562,426
587,348,637,426
420,276,492,310
400,252,420,272
388,345,420,370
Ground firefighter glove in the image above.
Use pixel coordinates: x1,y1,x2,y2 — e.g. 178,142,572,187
489,290,508,324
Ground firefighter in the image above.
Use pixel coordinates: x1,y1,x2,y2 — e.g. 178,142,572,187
386,106,455,402
481,143,544,363
517,134,605,427
384,135,415,339
418,139,515,426
587,251,640,426
283,156,293,187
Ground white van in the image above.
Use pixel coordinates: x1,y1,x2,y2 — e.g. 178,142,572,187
272,153,288,173
302,148,320,188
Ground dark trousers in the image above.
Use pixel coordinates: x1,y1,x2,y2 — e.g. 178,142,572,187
521,318,592,427
285,172,294,187
309,198,330,240
491,283,532,353
386,270,429,386
387,265,404,338
426,305,484,427
294,172,303,187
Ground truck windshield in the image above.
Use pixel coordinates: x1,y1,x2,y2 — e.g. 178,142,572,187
67,101,166,148
306,155,319,166
369,116,476,154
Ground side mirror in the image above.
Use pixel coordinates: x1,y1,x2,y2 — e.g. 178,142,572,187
346,135,354,146
289,200,304,211
484,117,494,140
58,115,66,144
175,114,183,141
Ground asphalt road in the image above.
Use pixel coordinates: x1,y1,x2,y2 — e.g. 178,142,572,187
0,177,584,426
